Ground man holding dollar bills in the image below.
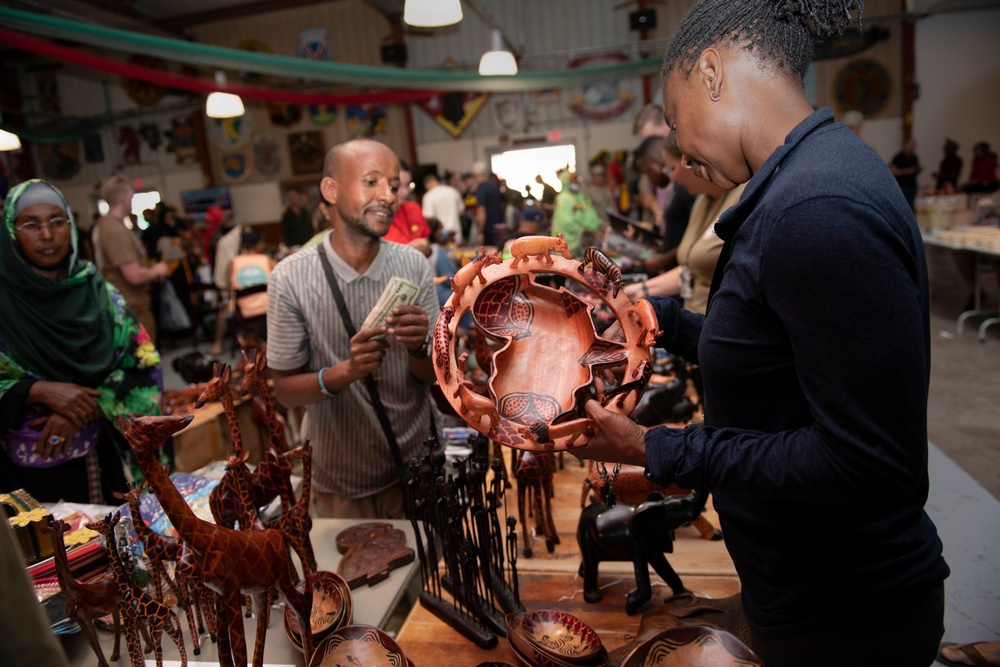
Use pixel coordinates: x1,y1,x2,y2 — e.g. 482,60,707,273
267,139,440,520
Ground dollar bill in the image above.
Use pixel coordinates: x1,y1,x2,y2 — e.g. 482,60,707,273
360,276,421,339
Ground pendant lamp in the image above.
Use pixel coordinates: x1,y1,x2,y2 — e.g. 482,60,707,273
479,29,518,76
404,0,463,27
0,128,21,151
206,71,245,119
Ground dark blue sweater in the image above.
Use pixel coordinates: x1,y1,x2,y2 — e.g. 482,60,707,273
645,108,949,639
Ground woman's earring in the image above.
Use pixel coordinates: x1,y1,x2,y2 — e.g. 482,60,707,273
710,89,721,102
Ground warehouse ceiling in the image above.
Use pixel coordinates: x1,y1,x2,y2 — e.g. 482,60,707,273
7,0,1000,39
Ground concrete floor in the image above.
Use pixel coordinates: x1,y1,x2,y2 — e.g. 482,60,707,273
924,243,1000,502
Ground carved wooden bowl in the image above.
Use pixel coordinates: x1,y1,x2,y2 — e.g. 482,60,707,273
506,611,607,666
283,570,352,648
308,624,413,667
433,241,654,452
620,625,761,667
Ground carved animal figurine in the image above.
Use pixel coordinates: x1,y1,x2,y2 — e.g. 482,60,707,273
41,518,122,667
433,304,456,383
118,483,213,655
197,363,260,532
268,442,317,575
450,248,502,306
116,414,314,667
581,464,722,541
577,491,710,614
515,451,559,558
87,513,188,667
626,299,662,348
240,347,296,514
518,417,595,447
115,483,181,604
453,353,500,429
601,358,653,410
509,233,572,270
579,247,624,298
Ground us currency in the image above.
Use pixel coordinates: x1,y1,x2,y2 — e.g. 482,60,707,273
361,276,421,339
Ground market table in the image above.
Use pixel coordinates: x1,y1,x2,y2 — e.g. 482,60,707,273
922,229,1000,340
61,517,417,667
394,572,742,666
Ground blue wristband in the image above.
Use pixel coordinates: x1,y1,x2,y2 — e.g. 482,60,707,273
317,366,336,398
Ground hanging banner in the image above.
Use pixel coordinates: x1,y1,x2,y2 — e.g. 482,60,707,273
253,133,280,175
566,53,636,121
118,126,140,165
220,152,249,182
345,104,386,139
416,91,489,140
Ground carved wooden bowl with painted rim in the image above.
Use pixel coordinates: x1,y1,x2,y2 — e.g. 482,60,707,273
433,241,655,452
307,624,413,667
506,611,607,666
283,570,353,648
620,625,761,667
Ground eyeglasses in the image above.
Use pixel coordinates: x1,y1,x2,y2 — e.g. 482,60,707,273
14,218,70,237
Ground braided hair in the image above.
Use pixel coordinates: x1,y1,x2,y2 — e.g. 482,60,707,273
661,0,863,82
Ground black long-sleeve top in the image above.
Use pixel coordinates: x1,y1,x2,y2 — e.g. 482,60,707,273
644,108,949,639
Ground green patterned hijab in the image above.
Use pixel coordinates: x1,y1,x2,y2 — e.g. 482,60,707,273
0,179,116,385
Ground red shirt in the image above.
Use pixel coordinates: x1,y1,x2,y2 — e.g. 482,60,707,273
384,201,430,244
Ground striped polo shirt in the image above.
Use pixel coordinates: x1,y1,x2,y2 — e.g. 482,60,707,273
267,232,439,498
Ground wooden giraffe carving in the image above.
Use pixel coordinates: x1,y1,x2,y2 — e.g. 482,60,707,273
240,347,296,513
116,414,314,667
197,363,260,531
41,518,122,667
269,441,317,574
114,483,181,604
87,513,188,667
118,482,212,656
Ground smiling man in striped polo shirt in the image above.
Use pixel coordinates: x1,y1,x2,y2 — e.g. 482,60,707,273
267,139,439,520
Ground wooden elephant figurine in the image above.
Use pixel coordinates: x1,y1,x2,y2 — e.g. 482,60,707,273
576,491,708,615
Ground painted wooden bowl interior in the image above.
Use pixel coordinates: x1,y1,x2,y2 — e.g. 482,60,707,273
474,275,620,426
308,624,412,667
283,570,352,646
506,612,607,667
620,625,761,667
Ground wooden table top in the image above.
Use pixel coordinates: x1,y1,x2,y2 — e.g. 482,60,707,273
395,572,742,666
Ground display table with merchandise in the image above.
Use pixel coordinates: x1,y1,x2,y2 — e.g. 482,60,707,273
922,228,1000,340
62,518,417,666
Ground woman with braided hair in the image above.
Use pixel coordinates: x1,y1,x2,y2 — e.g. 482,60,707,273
577,1,949,664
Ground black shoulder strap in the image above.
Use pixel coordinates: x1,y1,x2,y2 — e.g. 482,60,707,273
316,245,410,484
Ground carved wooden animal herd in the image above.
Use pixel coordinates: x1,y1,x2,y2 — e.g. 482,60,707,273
47,240,733,666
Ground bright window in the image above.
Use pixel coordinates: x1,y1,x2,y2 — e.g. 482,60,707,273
489,144,577,199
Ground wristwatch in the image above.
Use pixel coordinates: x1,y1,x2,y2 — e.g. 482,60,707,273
408,334,431,359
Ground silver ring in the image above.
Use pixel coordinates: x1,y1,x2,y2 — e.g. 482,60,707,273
49,435,64,445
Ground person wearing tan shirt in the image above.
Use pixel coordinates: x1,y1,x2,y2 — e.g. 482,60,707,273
93,176,168,341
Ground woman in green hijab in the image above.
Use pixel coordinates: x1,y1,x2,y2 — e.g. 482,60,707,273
0,179,164,504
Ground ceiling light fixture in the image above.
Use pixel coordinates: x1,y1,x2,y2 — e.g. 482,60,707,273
404,0,463,27
479,29,518,76
206,71,245,119
0,128,21,151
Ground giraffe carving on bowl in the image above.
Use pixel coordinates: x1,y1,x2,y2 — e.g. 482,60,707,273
116,414,314,667
86,513,188,667
41,518,122,667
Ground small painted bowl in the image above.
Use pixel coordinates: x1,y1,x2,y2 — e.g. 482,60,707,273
283,571,352,647
620,625,761,667
507,611,604,664
308,624,413,667
507,631,608,667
